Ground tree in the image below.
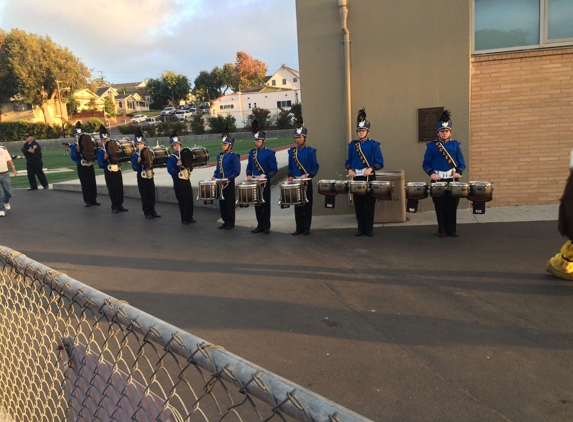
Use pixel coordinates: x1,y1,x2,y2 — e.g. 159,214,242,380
192,70,221,101
207,115,236,134
0,29,91,124
235,51,267,89
147,71,190,108
213,63,240,94
246,108,271,131
102,96,117,118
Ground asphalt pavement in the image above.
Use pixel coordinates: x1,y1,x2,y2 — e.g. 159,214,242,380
1,167,572,421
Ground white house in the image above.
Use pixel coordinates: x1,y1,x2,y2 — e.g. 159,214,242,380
211,65,301,128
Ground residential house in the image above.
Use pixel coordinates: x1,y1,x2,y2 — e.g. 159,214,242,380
111,81,150,105
73,88,105,112
115,93,149,116
265,64,301,90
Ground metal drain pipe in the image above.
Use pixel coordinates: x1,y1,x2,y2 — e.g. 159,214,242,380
338,0,352,144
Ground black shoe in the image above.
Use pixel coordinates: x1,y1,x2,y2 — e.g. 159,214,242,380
355,231,364,236
263,229,270,234
145,214,154,219
218,224,227,230
225,225,234,230
251,227,263,233
189,218,196,223
84,202,91,207
182,220,190,225
448,232,458,237
91,201,101,206
43,185,49,189
303,231,310,236
112,208,120,214
118,206,128,212
27,188,38,191
291,230,303,236
366,231,374,237
437,232,446,237
151,212,161,218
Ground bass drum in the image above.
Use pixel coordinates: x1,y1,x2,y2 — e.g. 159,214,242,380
369,181,392,200
279,181,307,206
141,146,169,168
181,146,209,168
106,140,135,164
78,134,97,162
236,182,263,206
468,181,494,202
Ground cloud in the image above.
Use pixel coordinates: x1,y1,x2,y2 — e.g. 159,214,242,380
0,0,298,84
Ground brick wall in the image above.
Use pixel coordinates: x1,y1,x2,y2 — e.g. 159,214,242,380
471,47,573,206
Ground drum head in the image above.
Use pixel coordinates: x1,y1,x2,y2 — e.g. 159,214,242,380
180,148,194,168
105,140,121,164
78,134,96,161
140,148,154,168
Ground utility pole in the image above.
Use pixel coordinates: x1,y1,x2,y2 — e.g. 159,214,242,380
55,80,64,138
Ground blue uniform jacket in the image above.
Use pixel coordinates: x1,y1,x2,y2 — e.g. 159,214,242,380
131,153,143,173
422,139,466,176
246,147,278,178
70,144,82,166
97,148,113,170
167,153,186,180
345,139,384,172
288,145,319,178
213,152,241,180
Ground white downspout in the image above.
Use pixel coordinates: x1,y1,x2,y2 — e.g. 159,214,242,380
338,0,352,144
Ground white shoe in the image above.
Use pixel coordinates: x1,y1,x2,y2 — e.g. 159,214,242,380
4,203,10,210
0,211,5,217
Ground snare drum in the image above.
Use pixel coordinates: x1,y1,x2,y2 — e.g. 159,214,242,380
369,181,392,200
430,182,449,198
405,182,428,200
349,180,369,196
236,182,263,206
468,181,494,202
279,181,307,206
317,180,337,196
197,180,222,203
334,180,349,194
448,182,469,198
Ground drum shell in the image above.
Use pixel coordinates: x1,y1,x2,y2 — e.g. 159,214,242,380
318,179,337,196
334,180,349,194
279,182,307,205
236,182,262,205
469,181,494,202
405,182,428,200
150,146,169,167
198,180,222,200
184,146,209,168
449,182,469,198
430,182,449,198
369,181,393,200
349,180,369,196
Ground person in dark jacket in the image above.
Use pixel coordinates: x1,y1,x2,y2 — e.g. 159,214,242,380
22,133,49,190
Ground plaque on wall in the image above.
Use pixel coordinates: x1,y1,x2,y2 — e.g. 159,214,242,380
418,107,444,142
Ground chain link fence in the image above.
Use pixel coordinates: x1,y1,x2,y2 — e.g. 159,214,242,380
0,246,372,422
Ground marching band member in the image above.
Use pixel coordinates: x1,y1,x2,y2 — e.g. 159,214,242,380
246,120,278,234
131,128,160,219
423,110,466,237
345,108,384,237
212,126,240,230
70,122,99,207
167,132,195,225
288,118,319,236
97,125,128,213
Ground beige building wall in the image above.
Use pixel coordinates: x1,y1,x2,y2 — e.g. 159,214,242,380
471,48,573,206
296,0,471,214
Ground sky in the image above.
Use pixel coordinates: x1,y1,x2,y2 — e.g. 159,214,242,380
0,0,299,85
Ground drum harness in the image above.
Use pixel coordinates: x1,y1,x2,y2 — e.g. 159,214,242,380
433,141,457,181
104,140,120,173
139,147,154,180
216,153,230,195
172,150,190,180
251,149,268,187
291,147,309,181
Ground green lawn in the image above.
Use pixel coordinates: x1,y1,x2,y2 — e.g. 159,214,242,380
11,137,294,189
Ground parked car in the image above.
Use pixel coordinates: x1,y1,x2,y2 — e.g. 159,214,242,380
158,115,178,122
140,117,160,127
161,107,176,116
188,107,197,115
175,110,192,121
131,114,147,123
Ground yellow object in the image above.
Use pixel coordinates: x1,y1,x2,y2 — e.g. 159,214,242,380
546,241,573,281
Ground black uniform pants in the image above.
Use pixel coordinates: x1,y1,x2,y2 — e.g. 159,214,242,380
77,164,97,203
26,160,48,189
432,188,459,234
294,182,313,232
220,179,236,227
353,175,376,233
137,173,156,216
254,180,271,231
104,169,124,210
173,178,194,222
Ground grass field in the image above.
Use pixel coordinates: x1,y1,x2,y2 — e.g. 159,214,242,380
11,137,294,189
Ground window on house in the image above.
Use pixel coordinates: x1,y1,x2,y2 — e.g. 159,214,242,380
127,101,134,109
248,103,252,109
474,0,573,53
220,104,234,109
272,80,276,86
293,78,298,82
253,103,257,108
12,103,32,112
118,101,123,109
277,101,292,108
282,79,287,85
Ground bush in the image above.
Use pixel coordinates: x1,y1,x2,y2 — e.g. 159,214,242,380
245,108,271,131
0,121,64,141
118,124,138,135
274,108,295,129
207,115,236,134
84,118,105,133
157,120,188,136
143,125,157,138
190,114,205,134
